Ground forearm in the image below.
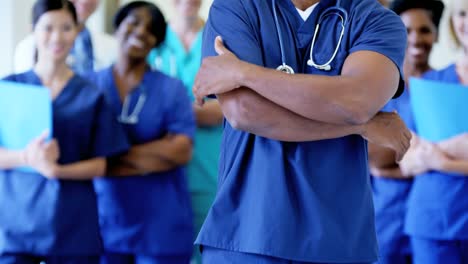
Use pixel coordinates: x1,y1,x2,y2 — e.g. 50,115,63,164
0,148,26,169
236,52,398,125
109,151,177,176
241,64,359,124
53,157,106,180
132,135,192,165
438,138,468,160
217,88,364,142
371,166,408,179
435,159,468,175
368,143,397,169
194,100,224,127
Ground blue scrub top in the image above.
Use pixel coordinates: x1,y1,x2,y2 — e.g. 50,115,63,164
405,64,468,240
0,70,129,255
148,26,222,195
88,67,196,256
371,87,415,256
195,0,406,262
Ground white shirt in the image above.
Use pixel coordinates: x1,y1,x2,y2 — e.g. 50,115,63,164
296,3,318,21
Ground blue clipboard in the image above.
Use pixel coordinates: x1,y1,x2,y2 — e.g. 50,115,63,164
0,80,52,172
409,78,468,142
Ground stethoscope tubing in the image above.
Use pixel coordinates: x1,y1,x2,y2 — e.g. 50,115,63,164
272,0,348,73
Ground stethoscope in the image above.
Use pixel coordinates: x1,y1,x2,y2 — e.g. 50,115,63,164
118,84,147,125
153,54,177,77
272,0,348,74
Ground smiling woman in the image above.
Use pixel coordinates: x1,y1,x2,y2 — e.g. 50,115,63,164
0,0,130,263
368,1,444,263
86,1,196,264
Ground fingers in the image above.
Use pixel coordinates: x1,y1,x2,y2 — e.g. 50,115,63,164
395,150,403,162
394,133,410,163
214,36,231,56
404,129,412,142
369,166,382,177
33,130,50,145
195,95,205,106
44,139,59,152
193,78,204,106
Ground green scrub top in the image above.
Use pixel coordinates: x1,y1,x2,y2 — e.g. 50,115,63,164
148,26,222,197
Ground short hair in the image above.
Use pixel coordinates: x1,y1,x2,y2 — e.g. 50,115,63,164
113,1,167,48
390,0,445,29
32,0,78,28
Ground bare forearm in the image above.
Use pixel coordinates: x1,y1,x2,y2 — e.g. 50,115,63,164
368,143,397,169
238,52,398,125
438,138,468,160
371,166,407,179
132,136,192,165
217,89,364,142
0,148,26,169
194,100,224,127
435,159,468,175
53,158,106,180
110,153,177,176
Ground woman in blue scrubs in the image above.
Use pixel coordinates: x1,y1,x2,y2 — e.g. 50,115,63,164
404,1,468,263
88,2,196,264
15,0,117,75
191,0,413,263
147,1,223,263
0,0,128,263
368,0,444,263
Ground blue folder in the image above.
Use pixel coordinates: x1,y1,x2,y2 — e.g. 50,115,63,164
409,78,468,142
0,80,52,172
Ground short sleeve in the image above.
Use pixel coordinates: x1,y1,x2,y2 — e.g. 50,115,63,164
203,0,263,65
165,80,196,141
349,6,407,98
203,0,264,99
2,74,17,82
90,92,130,157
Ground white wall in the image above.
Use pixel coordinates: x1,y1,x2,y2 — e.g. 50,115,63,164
0,0,459,77
0,0,34,77
120,0,213,20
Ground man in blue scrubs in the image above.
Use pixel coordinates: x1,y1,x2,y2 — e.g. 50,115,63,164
192,0,410,263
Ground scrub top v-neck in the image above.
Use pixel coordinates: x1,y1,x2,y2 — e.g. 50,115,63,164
0,70,129,255
195,0,407,262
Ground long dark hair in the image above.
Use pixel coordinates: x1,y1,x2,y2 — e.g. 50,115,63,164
32,0,78,28
32,0,78,63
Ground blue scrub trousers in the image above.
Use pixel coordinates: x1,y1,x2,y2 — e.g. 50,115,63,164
0,254,100,264
100,252,191,264
411,237,468,264
374,254,411,264
201,246,372,264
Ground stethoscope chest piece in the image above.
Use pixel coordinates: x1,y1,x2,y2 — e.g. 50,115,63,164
276,64,295,74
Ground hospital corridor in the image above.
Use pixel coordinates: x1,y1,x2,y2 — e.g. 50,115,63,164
0,0,466,263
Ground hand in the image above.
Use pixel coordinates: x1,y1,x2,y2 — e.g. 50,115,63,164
438,132,468,159
24,131,60,178
193,36,246,105
370,165,409,179
399,135,430,176
361,112,412,162
420,142,450,171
